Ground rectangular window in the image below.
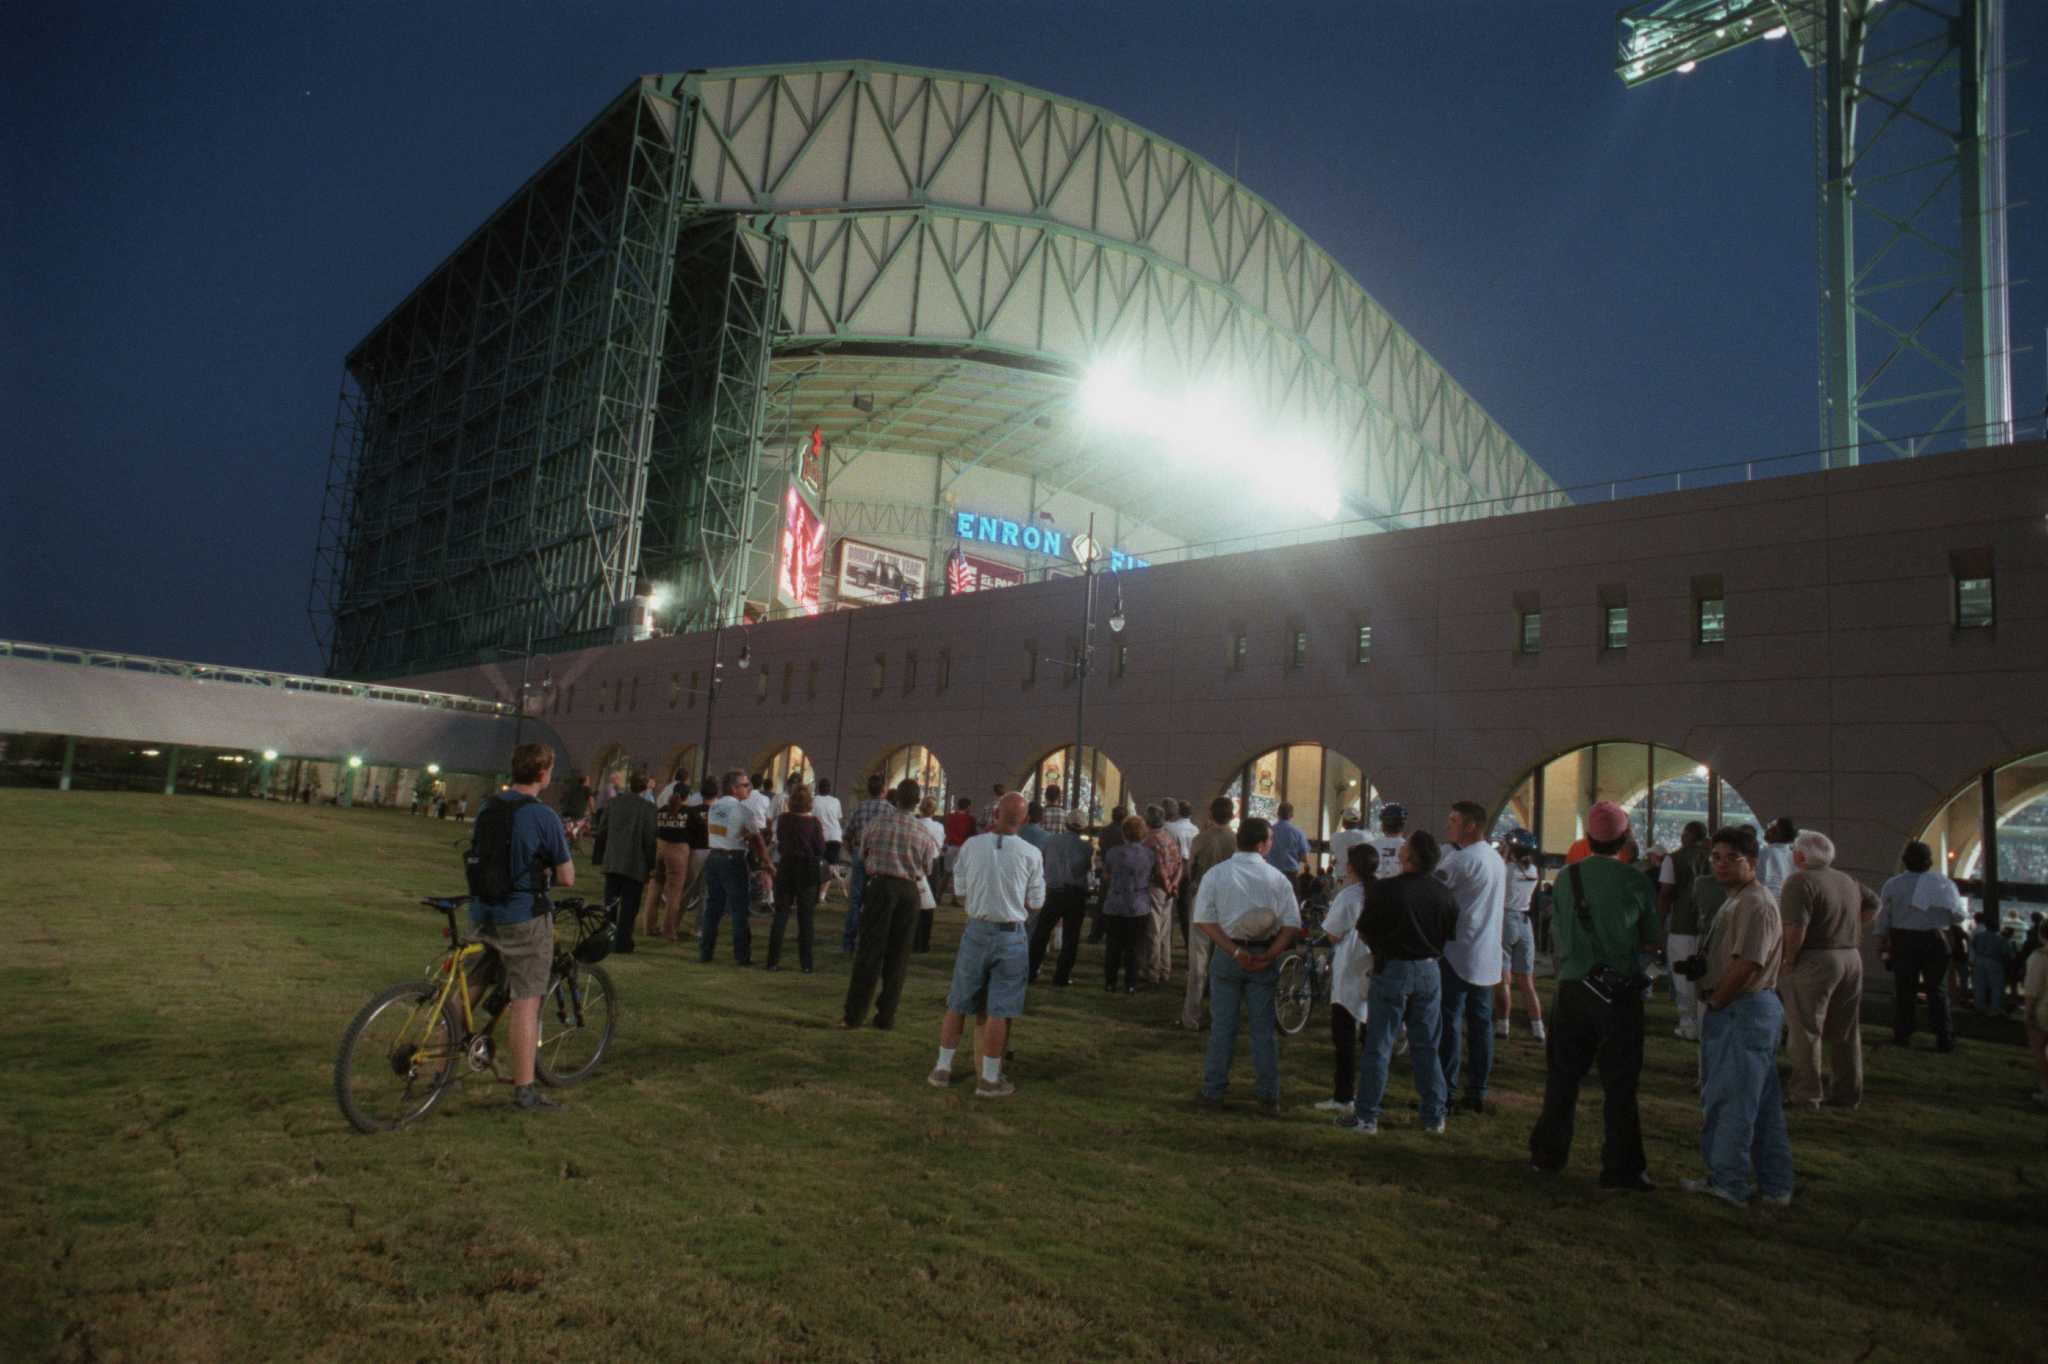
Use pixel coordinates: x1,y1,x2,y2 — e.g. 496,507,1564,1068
938,649,951,693
1354,621,1372,665
1518,611,1542,655
754,668,767,703
1289,628,1309,670
807,660,821,700
1603,605,1629,651
1228,630,1247,671
628,676,639,711
1114,643,1128,679
1023,641,1037,687
668,672,680,708
1697,598,1726,644
687,671,698,709
904,650,919,693
565,683,575,715
1956,576,1994,629
780,661,793,705
872,652,886,693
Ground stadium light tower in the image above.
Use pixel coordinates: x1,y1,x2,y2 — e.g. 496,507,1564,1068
1616,0,2013,466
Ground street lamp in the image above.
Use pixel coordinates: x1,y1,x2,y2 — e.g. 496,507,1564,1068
1040,511,1126,821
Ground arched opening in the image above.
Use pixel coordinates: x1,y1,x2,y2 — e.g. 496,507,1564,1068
871,744,946,812
657,744,699,788
1218,743,1378,845
752,743,814,797
1018,745,1129,823
589,742,631,798
1914,750,2048,929
1490,741,1760,858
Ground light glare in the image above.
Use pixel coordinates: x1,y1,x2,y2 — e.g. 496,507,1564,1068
1764,25,1787,40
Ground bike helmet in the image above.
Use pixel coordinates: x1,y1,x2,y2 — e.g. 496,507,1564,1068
1378,802,1407,825
1504,827,1538,853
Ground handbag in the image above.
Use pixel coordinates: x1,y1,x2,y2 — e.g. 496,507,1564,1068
916,874,937,911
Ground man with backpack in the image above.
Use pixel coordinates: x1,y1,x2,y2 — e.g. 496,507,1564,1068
467,742,577,1113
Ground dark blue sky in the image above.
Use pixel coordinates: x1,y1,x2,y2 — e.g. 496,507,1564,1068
6,1,2043,674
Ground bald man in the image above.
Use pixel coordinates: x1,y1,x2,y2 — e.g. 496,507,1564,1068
929,792,1045,1098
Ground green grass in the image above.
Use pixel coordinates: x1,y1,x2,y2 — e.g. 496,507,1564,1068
4,791,2043,1362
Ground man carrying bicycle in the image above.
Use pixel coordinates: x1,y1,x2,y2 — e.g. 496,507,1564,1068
472,741,577,1113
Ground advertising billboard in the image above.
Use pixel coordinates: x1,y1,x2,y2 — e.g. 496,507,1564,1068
777,487,825,616
944,548,1026,596
835,537,926,606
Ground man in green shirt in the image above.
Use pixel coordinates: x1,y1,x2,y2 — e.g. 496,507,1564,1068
1529,801,1661,1191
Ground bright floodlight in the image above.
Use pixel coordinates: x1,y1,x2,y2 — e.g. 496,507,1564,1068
649,586,670,612
1677,60,1697,73
427,763,441,775
1764,25,1787,40
262,749,278,762
347,755,364,768
1694,764,1709,778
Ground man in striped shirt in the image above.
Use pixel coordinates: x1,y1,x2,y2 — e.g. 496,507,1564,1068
839,778,939,1030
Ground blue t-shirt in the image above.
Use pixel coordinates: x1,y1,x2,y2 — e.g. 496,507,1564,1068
1264,820,1309,876
470,796,574,926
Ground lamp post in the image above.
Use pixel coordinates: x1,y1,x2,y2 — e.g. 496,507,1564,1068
1047,511,1126,823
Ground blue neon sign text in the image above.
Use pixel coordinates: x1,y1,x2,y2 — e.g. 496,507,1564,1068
953,511,1150,572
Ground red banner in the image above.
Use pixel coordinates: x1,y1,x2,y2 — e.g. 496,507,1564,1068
778,488,824,615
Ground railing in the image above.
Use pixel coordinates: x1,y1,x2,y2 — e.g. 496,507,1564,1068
0,640,516,718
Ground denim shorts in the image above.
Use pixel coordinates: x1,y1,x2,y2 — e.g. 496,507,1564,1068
945,918,1029,1018
1502,912,1535,975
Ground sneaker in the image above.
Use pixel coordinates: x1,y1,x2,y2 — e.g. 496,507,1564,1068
1313,1098,1353,1114
927,1066,954,1088
511,1085,562,1113
1422,1118,1446,1135
1335,1114,1378,1135
1530,1020,1547,1042
1758,1190,1793,1208
1680,1177,1747,1207
1598,1172,1658,1194
1394,1034,1411,1057
974,1076,1015,1099
1494,1020,1510,1039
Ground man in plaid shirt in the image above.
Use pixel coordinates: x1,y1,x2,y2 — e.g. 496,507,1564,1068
839,773,894,953
840,777,939,1030
1141,804,1186,984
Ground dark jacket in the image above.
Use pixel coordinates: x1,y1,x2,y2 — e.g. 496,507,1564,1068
596,793,659,882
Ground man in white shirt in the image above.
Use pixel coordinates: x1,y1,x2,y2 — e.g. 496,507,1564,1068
1330,813,1369,873
929,793,1045,1099
745,773,774,828
812,777,845,881
1192,817,1303,1116
1163,799,1200,952
701,769,772,966
1435,800,1507,1114
1370,804,1408,879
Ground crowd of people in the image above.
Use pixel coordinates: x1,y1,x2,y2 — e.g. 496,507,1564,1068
461,743,2048,1202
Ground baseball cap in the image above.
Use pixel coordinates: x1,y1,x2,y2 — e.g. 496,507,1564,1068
1586,801,1631,842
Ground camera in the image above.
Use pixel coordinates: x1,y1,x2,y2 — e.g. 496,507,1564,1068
1671,954,1709,982
1580,962,1650,1004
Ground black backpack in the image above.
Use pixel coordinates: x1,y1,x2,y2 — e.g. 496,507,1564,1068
464,792,538,902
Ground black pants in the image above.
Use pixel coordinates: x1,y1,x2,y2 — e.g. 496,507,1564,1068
606,873,646,953
842,874,919,1028
768,854,821,970
1029,885,1088,983
1890,929,1955,1046
1332,1003,1364,1103
1103,915,1143,988
1175,879,1195,948
1528,979,1647,1181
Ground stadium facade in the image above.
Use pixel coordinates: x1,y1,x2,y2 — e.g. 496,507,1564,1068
312,61,1564,681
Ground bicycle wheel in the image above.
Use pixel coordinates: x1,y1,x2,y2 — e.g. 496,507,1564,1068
334,980,460,1133
1274,953,1312,1035
535,962,617,1086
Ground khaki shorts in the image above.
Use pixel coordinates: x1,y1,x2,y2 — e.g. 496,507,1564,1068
479,916,555,1000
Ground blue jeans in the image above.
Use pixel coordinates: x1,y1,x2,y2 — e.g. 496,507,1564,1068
1356,958,1447,1125
1700,990,1795,1200
842,858,866,952
699,852,753,964
1202,951,1280,1102
1438,961,1494,1104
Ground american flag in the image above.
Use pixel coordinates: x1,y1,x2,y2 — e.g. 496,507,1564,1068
945,546,974,596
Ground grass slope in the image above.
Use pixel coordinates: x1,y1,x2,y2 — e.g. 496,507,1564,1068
3,793,2043,1362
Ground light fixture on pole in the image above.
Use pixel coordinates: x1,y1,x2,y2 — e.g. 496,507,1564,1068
1107,579,1126,634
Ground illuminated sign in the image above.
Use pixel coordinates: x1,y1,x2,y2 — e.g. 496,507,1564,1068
951,511,1150,572
777,488,824,615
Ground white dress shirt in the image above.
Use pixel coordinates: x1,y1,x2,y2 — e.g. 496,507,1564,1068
952,830,1047,924
1320,881,1371,1020
1192,852,1303,940
1164,816,1198,860
1436,839,1507,986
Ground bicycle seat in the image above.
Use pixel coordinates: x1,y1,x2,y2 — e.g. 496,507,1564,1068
421,896,467,911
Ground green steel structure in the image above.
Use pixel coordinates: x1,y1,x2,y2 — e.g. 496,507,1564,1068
1615,1,2014,465
312,62,1565,680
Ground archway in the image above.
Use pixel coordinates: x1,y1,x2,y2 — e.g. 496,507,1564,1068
1490,741,1760,858
1914,750,2048,928
657,743,699,789
1019,745,1129,824
1218,743,1378,845
752,743,814,798
589,742,631,799
871,744,946,812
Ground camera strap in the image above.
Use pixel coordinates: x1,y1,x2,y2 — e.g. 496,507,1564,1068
1569,863,1595,929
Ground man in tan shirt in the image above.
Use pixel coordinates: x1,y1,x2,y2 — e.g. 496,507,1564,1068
1777,831,1877,1110
1681,825,1795,1208
1180,797,1241,1029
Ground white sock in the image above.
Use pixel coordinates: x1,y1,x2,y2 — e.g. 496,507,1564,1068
936,1046,955,1071
981,1055,1002,1083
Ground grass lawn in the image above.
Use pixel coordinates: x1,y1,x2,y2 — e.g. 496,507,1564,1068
4,792,2043,1362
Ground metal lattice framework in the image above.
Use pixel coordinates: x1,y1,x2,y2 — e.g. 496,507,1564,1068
314,62,1565,678
1616,1,2013,463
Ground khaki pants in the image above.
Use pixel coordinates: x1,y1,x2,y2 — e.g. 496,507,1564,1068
1182,929,1214,1028
1780,947,1863,1108
1142,886,1175,983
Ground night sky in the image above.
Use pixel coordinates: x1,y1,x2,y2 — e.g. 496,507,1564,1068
7,1,2044,675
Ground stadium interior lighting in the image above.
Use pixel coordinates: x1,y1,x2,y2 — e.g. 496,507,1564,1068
1078,361,1342,519
648,586,670,613
262,749,278,762
347,755,364,769
426,763,441,775
1763,25,1787,40
1677,60,1697,73
140,749,160,757
1694,764,1710,778
1107,581,1126,634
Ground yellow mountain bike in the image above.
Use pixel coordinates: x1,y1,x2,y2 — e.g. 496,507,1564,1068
333,894,618,1133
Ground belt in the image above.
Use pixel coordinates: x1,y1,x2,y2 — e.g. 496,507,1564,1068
708,849,747,859
1231,935,1275,951
968,919,1019,932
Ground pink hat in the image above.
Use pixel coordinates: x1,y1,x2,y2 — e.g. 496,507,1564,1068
1586,801,1631,842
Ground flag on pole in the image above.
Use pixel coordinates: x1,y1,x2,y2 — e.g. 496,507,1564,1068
945,546,973,596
